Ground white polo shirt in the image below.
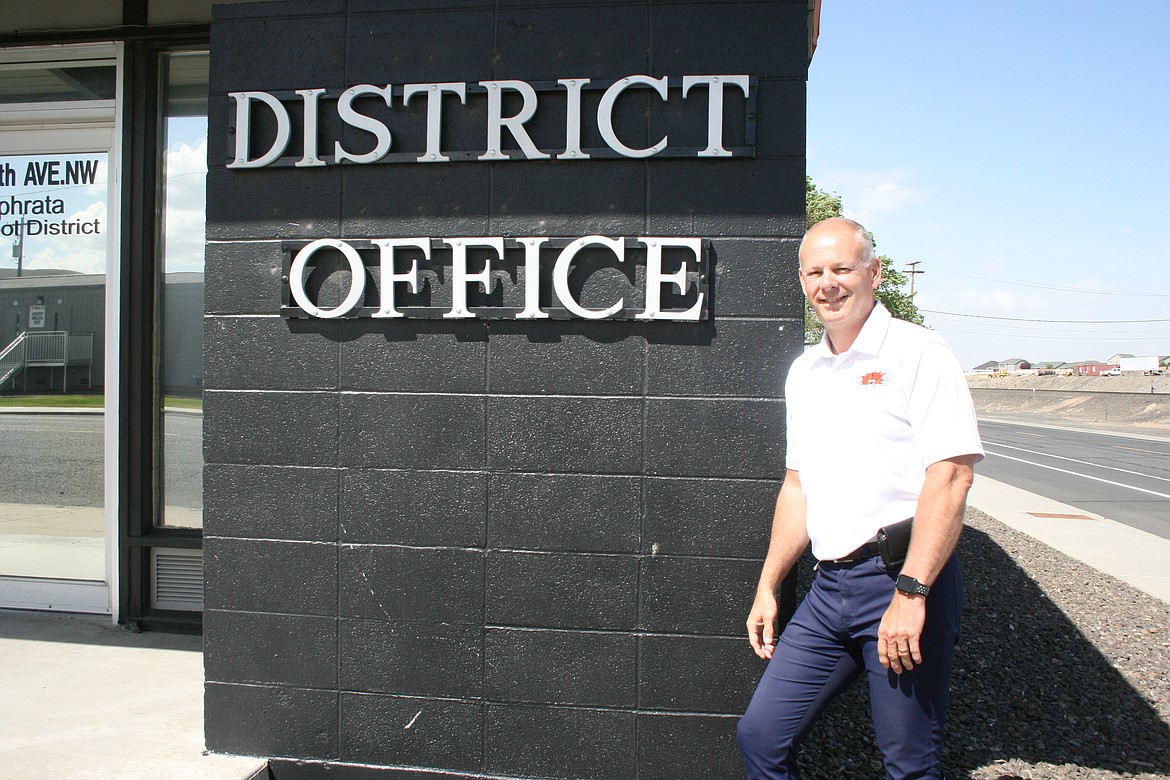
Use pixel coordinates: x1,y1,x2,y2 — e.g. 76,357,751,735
784,303,985,561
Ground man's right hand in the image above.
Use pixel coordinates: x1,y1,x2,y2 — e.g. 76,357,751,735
746,590,778,660
746,469,807,661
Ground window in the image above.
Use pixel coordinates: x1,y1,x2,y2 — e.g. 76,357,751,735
156,51,208,532
0,39,212,626
0,47,118,615
0,61,116,104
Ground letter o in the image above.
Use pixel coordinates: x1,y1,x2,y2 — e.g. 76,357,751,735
289,239,367,318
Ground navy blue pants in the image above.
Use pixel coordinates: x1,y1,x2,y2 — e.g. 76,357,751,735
737,554,962,780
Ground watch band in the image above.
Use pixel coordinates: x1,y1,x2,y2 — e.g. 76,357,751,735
896,574,930,597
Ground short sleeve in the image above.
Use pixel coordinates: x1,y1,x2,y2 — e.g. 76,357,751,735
906,342,985,467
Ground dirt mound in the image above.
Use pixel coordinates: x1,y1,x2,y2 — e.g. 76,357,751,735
967,373,1170,394
967,374,1170,430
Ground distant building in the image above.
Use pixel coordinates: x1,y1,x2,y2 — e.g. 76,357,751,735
968,358,1034,374
1069,361,1115,377
997,358,1031,372
1,272,203,395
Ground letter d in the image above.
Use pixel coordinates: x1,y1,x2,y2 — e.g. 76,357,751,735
227,91,292,169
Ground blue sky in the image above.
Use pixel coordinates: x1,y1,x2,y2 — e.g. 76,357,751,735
807,1,1170,369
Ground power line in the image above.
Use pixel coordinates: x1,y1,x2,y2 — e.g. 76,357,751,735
927,263,1170,297
927,322,1169,338
930,326,1170,341
921,309,1170,324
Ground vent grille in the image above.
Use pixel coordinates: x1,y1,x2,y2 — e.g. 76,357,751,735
151,548,204,612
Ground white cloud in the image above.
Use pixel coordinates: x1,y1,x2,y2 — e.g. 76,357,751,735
24,200,108,276
855,180,923,215
84,158,109,196
814,167,935,227
161,137,208,273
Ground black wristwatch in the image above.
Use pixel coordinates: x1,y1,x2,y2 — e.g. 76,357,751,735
896,574,930,597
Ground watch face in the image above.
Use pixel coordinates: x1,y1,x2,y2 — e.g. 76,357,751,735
897,575,929,596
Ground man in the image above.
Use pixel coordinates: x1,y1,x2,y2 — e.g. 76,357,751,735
737,218,984,779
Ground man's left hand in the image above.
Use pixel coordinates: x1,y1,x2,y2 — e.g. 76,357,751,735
877,593,926,674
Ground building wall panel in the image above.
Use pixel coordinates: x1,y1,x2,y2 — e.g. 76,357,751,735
205,1,808,775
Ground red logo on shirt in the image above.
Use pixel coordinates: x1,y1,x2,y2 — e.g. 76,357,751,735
860,371,886,386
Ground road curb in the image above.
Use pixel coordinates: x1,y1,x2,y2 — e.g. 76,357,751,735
0,407,104,415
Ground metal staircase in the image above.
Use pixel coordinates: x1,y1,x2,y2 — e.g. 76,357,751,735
0,331,94,392
0,332,28,389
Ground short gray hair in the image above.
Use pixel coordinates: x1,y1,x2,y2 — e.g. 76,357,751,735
802,217,877,268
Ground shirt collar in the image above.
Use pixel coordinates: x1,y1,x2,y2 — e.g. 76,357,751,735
810,302,892,362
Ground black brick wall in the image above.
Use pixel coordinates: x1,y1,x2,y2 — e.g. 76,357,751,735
204,1,808,776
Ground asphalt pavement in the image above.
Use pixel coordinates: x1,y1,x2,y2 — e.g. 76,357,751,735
978,417,1170,539
0,406,202,510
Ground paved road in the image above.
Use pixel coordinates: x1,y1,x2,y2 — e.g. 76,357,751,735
161,410,203,511
0,413,104,507
977,419,1170,540
0,410,202,511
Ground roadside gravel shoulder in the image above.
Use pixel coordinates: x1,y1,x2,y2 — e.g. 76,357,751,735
793,509,1170,780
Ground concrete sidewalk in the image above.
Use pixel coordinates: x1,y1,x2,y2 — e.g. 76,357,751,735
0,611,265,780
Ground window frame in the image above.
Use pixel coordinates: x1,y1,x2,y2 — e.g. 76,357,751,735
118,38,208,631
0,43,121,616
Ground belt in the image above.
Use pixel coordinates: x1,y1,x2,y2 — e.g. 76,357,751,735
824,538,881,564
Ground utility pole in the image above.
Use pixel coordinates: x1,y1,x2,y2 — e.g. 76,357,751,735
904,260,923,296
11,232,23,278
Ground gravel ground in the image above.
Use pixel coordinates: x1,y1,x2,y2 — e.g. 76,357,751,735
790,509,1170,779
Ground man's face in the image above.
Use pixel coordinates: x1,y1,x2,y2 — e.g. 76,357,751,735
798,228,881,343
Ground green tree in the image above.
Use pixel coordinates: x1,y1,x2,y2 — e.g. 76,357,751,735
805,175,843,227
803,177,922,345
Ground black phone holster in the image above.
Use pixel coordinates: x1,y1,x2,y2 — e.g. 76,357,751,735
876,517,914,570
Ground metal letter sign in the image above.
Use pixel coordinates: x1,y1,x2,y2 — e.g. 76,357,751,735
234,73,741,323
228,75,755,168
281,237,711,321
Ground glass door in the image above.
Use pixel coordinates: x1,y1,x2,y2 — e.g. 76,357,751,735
0,48,118,613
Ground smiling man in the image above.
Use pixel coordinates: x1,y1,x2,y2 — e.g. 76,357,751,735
737,218,984,779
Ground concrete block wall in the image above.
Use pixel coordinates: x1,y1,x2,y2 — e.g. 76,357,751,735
203,1,808,776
